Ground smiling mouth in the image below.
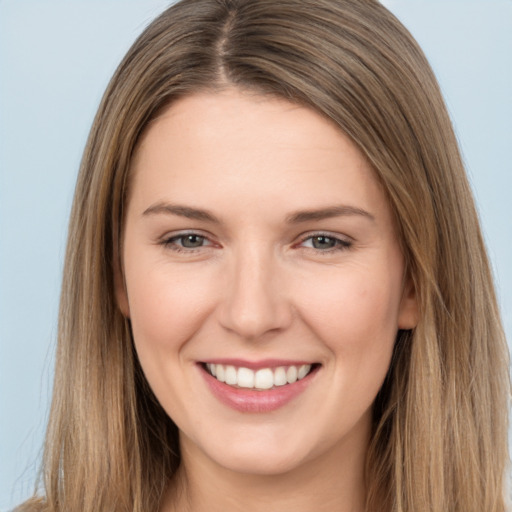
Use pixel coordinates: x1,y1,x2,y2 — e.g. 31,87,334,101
202,363,319,391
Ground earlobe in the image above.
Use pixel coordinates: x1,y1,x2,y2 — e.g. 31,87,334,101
398,277,419,330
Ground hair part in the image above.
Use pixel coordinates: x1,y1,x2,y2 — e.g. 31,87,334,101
18,1,509,511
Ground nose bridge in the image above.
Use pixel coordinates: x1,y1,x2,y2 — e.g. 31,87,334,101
219,241,291,339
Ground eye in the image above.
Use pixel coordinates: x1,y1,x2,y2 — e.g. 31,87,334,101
299,234,351,251
178,234,208,248
162,232,213,251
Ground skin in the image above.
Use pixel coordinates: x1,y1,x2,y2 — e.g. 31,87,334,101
117,88,418,512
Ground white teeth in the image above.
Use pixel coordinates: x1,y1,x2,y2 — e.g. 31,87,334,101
225,365,237,385
206,363,313,390
237,367,255,388
298,364,310,379
216,364,225,383
254,368,274,389
274,366,287,386
286,366,298,384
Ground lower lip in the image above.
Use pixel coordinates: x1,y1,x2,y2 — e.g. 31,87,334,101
199,365,319,413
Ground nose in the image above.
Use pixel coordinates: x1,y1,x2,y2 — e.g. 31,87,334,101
217,246,293,340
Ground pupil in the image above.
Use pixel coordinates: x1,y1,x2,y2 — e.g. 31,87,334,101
183,235,203,248
313,236,335,249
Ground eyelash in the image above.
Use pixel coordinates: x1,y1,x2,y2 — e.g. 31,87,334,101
297,232,352,253
161,232,213,253
160,231,352,254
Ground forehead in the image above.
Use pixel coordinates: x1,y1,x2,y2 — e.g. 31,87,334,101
128,89,392,227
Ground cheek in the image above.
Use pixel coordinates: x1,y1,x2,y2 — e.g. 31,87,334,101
301,272,401,345
124,263,219,422
294,259,403,392
125,261,215,361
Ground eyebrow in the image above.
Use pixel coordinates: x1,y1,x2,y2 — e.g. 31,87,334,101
142,203,220,223
142,202,374,224
286,205,375,223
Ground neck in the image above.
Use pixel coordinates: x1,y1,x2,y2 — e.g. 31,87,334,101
162,423,369,512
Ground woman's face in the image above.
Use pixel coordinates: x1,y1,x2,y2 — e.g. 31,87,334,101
118,89,417,477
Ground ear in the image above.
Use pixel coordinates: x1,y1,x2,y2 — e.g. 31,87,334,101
397,276,419,330
114,250,130,318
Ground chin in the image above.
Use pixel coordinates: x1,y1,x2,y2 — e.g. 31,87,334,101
211,446,308,477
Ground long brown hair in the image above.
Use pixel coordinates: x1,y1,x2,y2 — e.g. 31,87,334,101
17,1,510,511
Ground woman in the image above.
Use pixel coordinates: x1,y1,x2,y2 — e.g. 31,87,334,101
16,0,510,511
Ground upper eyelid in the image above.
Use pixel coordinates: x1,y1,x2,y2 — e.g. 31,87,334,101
296,230,353,243
160,229,215,242
159,234,217,255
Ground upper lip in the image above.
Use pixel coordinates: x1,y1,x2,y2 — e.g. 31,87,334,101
200,358,317,370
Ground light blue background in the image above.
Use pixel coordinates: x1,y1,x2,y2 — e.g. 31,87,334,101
1,1,511,510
